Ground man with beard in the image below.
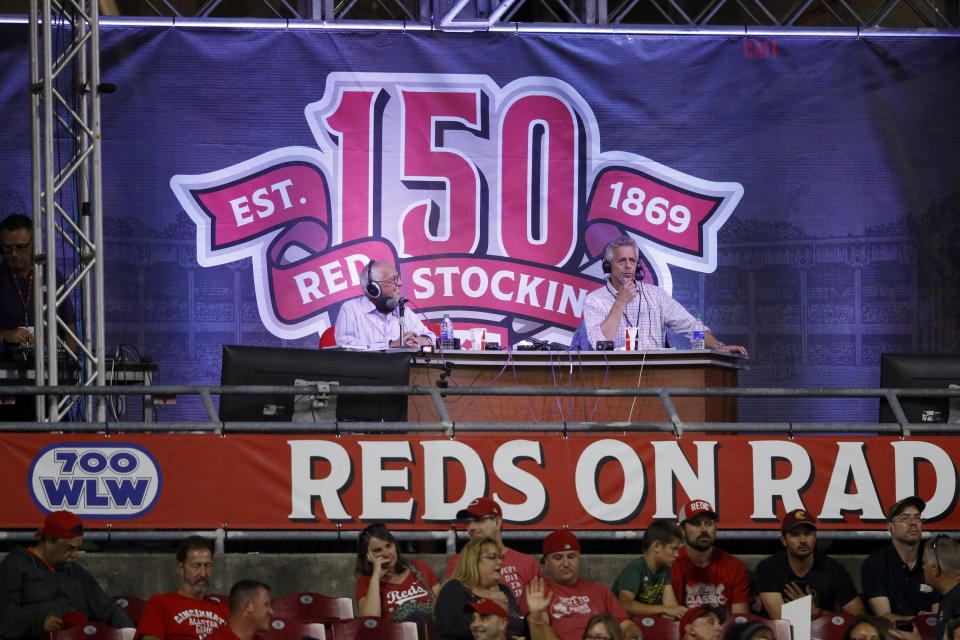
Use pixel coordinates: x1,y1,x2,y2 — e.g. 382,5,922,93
861,496,940,621
0,510,133,637
755,510,865,620
138,536,228,640
207,580,273,640
537,530,641,640
671,500,752,614
334,259,434,349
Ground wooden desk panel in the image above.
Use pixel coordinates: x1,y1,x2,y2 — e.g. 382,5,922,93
408,350,742,423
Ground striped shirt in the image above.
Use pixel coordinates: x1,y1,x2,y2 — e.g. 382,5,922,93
582,280,708,349
334,295,432,350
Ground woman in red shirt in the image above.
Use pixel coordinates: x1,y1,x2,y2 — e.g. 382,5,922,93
356,524,440,622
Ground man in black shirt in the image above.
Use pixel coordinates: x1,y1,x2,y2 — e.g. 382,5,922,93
755,509,865,620
890,534,960,640
862,496,940,621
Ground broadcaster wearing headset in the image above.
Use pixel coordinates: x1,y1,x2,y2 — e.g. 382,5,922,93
581,235,748,355
334,259,434,350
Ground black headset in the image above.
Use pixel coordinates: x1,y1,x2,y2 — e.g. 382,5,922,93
364,259,382,298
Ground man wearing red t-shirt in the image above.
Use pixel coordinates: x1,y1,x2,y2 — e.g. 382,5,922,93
137,536,228,640
207,581,272,640
446,497,541,604
539,530,641,640
671,500,752,614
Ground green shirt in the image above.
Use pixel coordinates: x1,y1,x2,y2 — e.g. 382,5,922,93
611,556,671,605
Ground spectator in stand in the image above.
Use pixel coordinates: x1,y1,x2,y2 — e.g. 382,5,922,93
889,535,960,640
611,520,687,619
206,580,272,640
723,621,774,640
581,615,626,640
537,530,641,640
754,509,865,620
678,606,727,640
526,580,631,640
435,537,527,640
138,535,228,640
356,523,440,622
861,496,940,621
446,497,542,604
672,499,752,614
843,617,884,640
0,510,133,637
465,599,511,640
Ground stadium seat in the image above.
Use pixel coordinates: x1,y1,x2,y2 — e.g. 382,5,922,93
913,613,938,638
262,619,327,640
631,615,679,640
270,592,354,621
810,612,856,640
327,618,418,640
319,326,336,348
112,595,147,624
50,623,135,640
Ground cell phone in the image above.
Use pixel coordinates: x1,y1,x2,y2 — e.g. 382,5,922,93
895,621,914,632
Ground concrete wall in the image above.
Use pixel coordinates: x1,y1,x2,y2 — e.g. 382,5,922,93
0,552,868,611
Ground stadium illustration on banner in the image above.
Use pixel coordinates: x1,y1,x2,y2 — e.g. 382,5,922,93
171,73,743,343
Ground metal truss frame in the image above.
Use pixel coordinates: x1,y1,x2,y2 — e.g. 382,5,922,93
79,0,959,28
28,0,106,422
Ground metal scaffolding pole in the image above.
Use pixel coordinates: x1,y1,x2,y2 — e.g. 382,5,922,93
28,0,106,422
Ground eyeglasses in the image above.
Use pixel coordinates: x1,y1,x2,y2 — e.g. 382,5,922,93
930,534,949,572
479,553,504,561
376,275,401,286
2,242,31,253
893,514,922,524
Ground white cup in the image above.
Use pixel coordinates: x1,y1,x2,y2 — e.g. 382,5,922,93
470,328,486,350
625,327,639,350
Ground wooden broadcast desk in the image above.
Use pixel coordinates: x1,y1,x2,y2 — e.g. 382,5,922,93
408,349,744,423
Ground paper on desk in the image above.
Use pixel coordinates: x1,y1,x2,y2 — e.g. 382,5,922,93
781,595,811,640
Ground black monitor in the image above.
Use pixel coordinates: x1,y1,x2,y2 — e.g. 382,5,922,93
219,345,410,422
879,353,960,423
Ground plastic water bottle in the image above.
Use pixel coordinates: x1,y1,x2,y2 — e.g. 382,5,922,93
440,314,455,351
691,313,706,350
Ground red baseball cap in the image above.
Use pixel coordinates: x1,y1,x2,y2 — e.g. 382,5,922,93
678,499,717,524
456,497,502,521
464,598,509,620
543,529,580,555
781,509,817,533
679,605,727,635
35,510,84,539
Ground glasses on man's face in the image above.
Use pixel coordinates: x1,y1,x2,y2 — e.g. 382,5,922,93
930,534,949,572
376,275,401,286
2,242,31,254
894,513,923,524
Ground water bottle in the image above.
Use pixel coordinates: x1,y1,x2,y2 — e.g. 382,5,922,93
440,314,455,351
691,313,706,350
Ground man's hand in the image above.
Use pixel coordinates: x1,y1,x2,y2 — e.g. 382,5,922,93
1,327,33,347
783,583,822,618
43,615,64,631
661,605,687,619
615,278,638,306
716,344,748,356
888,625,923,640
525,576,553,617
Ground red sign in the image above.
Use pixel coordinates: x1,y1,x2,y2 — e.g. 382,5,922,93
6,433,958,531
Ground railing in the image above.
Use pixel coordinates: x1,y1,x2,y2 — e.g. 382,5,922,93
1,383,957,434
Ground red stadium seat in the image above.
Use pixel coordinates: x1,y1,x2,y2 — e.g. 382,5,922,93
112,595,147,624
327,618,418,640
632,615,679,640
271,592,354,621
319,326,337,348
50,623,135,640
811,613,856,640
913,614,938,638
262,619,327,640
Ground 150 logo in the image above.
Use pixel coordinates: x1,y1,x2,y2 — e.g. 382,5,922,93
171,73,742,343
29,443,162,519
